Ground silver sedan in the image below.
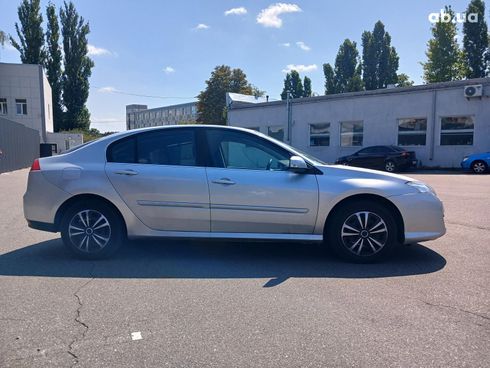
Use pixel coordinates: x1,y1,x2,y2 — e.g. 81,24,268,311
23,126,445,262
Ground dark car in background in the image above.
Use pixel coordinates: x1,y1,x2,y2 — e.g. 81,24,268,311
335,146,417,172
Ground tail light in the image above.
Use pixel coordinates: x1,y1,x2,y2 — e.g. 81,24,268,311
30,159,41,171
401,152,409,157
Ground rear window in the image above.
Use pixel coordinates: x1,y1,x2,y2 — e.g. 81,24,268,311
106,129,197,166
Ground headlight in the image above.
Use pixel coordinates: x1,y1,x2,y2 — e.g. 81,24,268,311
462,157,468,162
406,181,435,194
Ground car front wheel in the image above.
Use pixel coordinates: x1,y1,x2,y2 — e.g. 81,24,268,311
326,200,399,263
60,200,124,259
471,160,487,174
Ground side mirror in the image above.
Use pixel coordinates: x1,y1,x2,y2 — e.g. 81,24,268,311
289,156,308,173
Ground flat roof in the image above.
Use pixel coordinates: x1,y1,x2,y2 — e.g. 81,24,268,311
229,77,490,110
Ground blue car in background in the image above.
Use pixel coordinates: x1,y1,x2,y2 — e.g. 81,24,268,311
461,152,490,174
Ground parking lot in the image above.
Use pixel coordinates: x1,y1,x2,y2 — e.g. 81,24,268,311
0,168,488,368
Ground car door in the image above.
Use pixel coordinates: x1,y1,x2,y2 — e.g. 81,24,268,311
349,148,373,168
105,128,210,232
204,129,319,234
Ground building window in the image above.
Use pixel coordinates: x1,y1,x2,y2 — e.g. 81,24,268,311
310,123,330,146
0,98,7,115
398,118,427,146
247,127,260,132
268,126,284,142
340,121,363,146
440,116,474,145
16,99,27,115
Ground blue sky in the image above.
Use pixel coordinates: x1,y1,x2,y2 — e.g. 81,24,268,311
0,0,475,132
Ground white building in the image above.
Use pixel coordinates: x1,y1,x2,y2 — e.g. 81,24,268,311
227,78,490,168
0,62,53,143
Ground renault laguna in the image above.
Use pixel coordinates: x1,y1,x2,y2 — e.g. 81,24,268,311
23,126,445,262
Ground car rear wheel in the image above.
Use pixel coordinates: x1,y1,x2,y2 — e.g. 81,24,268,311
60,200,124,259
471,160,487,174
326,200,399,263
384,160,396,172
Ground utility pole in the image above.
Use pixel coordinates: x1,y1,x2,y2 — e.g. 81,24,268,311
286,90,292,143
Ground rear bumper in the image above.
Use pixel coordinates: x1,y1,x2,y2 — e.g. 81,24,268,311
23,171,71,229
27,220,57,233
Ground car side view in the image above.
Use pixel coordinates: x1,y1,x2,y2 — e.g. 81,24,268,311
23,126,445,263
461,152,490,174
335,145,418,172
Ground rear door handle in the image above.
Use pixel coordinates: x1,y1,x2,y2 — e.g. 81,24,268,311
212,178,236,185
114,169,139,176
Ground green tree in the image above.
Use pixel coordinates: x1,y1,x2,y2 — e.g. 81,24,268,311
45,2,63,131
323,39,363,94
251,85,265,97
463,0,489,78
422,6,464,83
323,63,336,94
9,0,45,64
280,70,304,99
197,65,255,125
396,73,414,87
0,30,7,60
362,21,399,89
60,1,94,130
303,76,312,97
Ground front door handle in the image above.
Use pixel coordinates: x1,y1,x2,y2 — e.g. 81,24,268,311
212,178,236,185
114,169,139,176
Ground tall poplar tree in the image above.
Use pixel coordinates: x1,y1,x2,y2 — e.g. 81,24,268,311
10,0,45,65
422,6,464,83
323,39,363,94
60,1,94,130
303,76,312,97
362,21,399,89
463,0,489,78
281,70,305,99
45,2,63,131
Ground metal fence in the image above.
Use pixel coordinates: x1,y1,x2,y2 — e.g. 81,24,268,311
0,117,40,173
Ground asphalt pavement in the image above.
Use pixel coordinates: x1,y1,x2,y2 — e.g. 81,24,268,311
0,169,488,367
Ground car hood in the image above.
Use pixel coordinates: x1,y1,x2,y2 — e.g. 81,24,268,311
315,164,416,183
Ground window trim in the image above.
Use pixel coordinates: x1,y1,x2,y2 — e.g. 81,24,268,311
340,120,364,147
439,115,474,146
0,98,7,115
15,98,28,116
309,122,330,147
397,117,428,147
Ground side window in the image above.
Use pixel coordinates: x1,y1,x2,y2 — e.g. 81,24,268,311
206,130,291,171
107,137,136,163
137,130,196,166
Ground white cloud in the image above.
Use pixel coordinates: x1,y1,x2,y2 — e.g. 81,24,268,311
193,23,210,30
163,66,175,74
282,64,318,73
87,44,112,56
97,86,119,93
296,41,310,51
257,3,302,28
225,7,247,16
280,42,291,47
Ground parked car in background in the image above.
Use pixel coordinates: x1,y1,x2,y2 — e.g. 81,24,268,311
23,126,445,263
335,146,417,172
461,152,490,174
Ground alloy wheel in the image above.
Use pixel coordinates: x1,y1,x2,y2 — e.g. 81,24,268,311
68,209,112,253
473,162,486,173
385,161,395,172
341,211,388,256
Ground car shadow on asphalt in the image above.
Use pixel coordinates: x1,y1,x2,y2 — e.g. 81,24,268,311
0,238,446,287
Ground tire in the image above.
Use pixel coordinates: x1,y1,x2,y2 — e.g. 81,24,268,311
384,160,396,172
471,160,487,174
60,199,125,259
325,200,399,263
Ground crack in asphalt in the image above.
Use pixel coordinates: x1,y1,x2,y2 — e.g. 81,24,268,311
67,265,95,367
422,300,490,322
446,221,490,231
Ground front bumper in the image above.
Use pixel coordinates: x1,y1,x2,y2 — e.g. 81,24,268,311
389,192,446,244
